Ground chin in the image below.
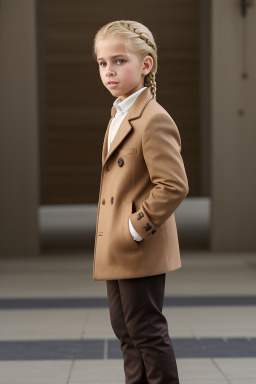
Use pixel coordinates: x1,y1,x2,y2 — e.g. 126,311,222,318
109,89,121,97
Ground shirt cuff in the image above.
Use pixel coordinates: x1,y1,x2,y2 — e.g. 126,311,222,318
128,217,143,241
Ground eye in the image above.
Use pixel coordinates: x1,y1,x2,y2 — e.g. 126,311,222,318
98,58,126,68
116,59,126,64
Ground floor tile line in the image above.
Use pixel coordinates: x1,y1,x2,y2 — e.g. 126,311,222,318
66,359,75,384
1,338,255,361
211,358,232,384
1,295,256,309
103,339,108,360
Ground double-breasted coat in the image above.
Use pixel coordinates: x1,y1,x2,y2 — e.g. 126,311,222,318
93,86,189,280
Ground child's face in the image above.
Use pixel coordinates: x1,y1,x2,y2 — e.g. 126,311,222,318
96,38,152,101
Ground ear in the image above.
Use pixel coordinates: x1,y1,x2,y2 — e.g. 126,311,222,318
142,55,153,76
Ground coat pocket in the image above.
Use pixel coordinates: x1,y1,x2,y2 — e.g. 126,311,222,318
118,147,136,156
122,201,141,250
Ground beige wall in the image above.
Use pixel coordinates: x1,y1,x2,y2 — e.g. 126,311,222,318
0,0,39,255
210,0,256,250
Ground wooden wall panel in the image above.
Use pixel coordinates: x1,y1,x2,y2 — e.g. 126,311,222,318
38,0,200,204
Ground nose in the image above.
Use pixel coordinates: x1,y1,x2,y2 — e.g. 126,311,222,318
105,64,115,77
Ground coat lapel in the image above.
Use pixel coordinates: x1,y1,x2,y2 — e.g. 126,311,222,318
102,87,153,167
101,115,113,165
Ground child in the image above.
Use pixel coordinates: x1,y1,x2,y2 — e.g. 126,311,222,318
92,20,189,384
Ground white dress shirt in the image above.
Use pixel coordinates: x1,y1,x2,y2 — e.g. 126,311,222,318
108,86,147,241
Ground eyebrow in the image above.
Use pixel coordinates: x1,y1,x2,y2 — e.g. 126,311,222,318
97,54,129,61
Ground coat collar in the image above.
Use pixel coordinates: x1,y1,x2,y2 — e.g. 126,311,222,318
112,86,147,114
102,86,153,167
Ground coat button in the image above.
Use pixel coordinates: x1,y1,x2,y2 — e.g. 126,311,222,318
110,196,114,205
143,223,152,232
118,157,124,167
102,199,105,205
137,212,144,220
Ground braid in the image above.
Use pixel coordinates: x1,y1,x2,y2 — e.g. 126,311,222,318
144,72,157,100
120,21,157,100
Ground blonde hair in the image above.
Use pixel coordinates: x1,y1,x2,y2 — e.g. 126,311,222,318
92,20,158,100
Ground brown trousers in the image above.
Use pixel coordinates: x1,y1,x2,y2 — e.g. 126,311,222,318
106,273,180,384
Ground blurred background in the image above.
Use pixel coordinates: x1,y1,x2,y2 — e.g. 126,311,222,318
0,1,256,383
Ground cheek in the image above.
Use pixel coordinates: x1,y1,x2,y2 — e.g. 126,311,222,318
122,66,139,79
99,68,104,79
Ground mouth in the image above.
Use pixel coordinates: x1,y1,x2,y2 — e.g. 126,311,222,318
107,81,119,88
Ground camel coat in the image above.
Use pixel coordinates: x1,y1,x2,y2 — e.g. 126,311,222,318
93,87,189,280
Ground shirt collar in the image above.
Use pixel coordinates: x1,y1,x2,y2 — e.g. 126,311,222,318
113,86,148,114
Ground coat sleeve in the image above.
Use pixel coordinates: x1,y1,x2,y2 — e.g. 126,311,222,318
129,112,189,240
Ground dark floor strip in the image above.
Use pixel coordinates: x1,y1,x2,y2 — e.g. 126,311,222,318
0,296,256,309
0,338,256,360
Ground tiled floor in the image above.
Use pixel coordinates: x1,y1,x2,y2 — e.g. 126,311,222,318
1,251,256,383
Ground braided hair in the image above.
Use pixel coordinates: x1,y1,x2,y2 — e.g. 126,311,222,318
93,20,158,100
